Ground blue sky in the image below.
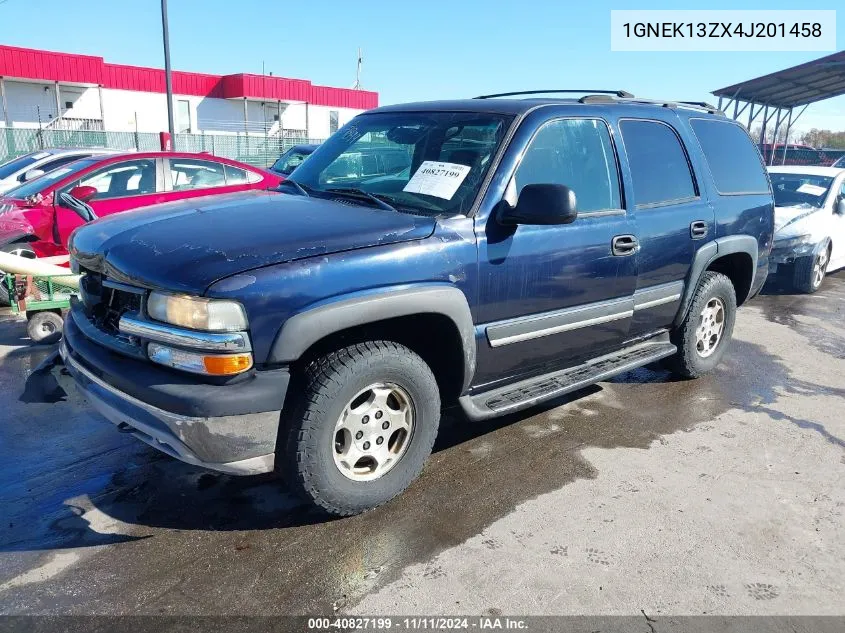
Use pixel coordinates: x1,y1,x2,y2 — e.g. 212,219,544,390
1,0,843,132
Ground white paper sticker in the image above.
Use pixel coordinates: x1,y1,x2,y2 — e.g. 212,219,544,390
796,183,826,196
31,152,50,160
402,161,472,200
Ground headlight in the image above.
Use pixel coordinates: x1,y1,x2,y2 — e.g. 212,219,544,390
147,292,248,332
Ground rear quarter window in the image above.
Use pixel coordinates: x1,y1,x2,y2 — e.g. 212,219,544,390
619,119,697,207
689,119,770,195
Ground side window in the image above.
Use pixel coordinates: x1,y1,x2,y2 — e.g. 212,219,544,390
40,155,87,173
619,120,696,207
169,159,226,190
514,118,622,213
77,159,158,200
224,164,250,185
690,119,769,194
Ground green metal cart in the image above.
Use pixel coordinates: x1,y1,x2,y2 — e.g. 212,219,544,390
3,273,77,344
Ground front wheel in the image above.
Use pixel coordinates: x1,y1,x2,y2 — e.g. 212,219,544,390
279,341,441,516
665,271,737,379
793,245,829,294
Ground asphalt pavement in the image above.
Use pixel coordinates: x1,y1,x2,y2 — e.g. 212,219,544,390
0,273,843,616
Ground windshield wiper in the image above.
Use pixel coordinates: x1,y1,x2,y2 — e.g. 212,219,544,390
325,187,398,212
278,178,310,197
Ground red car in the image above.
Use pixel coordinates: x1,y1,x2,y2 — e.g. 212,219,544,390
0,151,282,260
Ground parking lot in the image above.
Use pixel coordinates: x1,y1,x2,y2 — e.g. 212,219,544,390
0,273,843,616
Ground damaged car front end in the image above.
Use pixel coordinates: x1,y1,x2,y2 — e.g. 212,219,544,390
767,167,844,292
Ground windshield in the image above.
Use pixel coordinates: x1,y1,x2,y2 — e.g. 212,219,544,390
770,172,834,209
3,157,99,199
287,111,514,215
271,148,314,175
0,153,45,180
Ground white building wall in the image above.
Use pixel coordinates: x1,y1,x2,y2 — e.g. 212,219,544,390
2,81,104,127
4,81,366,138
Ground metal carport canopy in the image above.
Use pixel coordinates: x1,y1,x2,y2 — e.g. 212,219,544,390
713,50,845,108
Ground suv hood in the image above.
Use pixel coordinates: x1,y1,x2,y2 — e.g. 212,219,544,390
70,190,436,293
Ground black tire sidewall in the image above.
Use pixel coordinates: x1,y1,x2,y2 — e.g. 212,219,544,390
287,344,440,514
681,273,736,375
27,311,63,344
793,242,830,294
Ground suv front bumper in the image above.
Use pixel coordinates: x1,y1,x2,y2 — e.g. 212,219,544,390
54,312,289,476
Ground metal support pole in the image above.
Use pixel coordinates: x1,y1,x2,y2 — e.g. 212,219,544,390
0,77,9,127
781,108,794,165
769,108,784,166
54,82,62,124
98,85,106,129
759,104,769,145
161,0,176,140
243,98,248,135
305,102,310,140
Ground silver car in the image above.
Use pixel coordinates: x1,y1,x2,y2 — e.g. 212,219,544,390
0,147,120,194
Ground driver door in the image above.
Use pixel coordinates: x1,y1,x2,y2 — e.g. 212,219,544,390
473,116,638,389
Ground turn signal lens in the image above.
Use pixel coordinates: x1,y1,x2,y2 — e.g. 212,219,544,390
203,354,253,375
148,343,253,376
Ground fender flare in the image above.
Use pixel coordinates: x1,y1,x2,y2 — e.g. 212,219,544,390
675,235,758,327
268,284,477,392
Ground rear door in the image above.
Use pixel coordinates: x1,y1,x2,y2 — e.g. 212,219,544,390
616,117,714,337
55,157,166,245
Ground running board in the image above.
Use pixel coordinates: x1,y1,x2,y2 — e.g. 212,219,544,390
459,336,677,421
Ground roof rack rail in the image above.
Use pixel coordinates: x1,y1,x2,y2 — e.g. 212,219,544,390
578,94,722,114
474,89,634,99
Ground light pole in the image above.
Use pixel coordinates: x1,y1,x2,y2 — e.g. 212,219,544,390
161,0,175,141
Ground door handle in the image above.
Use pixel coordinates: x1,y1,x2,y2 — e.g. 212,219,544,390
611,234,638,256
690,220,708,239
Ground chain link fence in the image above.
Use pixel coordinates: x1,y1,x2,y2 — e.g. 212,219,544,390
0,127,325,169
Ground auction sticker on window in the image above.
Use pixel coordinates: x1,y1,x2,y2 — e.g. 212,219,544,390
796,183,826,196
403,161,471,200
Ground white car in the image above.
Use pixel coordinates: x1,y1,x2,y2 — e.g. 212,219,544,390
0,148,119,194
768,166,845,292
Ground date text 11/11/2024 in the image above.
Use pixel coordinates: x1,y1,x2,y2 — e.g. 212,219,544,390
306,617,529,630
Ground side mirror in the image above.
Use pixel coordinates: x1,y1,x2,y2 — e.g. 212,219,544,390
835,196,845,216
58,192,98,222
499,183,578,226
68,185,98,203
21,169,45,182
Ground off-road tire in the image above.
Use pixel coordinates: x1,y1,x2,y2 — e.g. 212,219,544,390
27,310,64,345
279,340,441,516
0,242,37,305
793,244,829,294
664,271,737,379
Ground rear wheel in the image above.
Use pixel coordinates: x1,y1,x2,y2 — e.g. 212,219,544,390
280,341,441,516
664,271,737,379
0,242,37,305
793,245,829,294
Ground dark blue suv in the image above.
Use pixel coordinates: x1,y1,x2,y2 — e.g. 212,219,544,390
54,91,774,516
